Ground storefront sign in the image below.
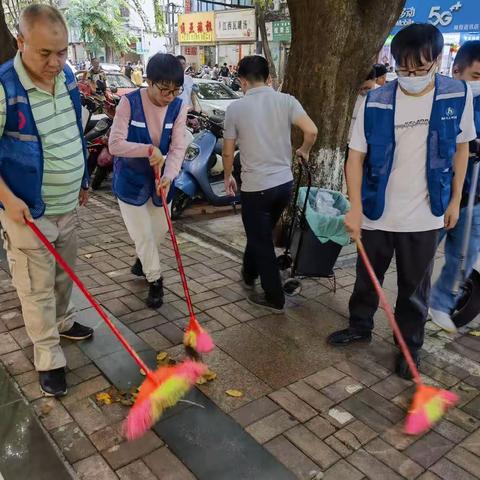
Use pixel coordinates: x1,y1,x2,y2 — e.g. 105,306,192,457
393,1,480,34
272,20,291,42
215,9,256,42
178,12,215,43
460,32,480,42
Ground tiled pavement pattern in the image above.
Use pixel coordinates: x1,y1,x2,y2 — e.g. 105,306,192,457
0,194,479,479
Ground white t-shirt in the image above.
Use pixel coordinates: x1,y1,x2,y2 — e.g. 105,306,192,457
349,85,476,232
179,74,194,108
348,94,366,143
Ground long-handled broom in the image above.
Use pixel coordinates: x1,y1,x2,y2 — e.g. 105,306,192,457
356,238,459,435
27,220,207,440
155,171,214,354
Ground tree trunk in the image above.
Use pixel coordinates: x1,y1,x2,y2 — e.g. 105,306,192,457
0,1,17,64
284,0,405,190
256,5,278,89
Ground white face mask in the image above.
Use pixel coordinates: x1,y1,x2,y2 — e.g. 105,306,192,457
398,68,436,94
468,80,480,98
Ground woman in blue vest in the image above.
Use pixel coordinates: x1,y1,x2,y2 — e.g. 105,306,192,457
109,54,188,308
429,41,480,332
327,24,476,379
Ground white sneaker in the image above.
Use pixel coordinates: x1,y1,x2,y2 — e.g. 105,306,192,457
429,308,457,333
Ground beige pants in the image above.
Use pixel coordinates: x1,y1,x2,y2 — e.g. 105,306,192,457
118,199,170,283
0,211,78,371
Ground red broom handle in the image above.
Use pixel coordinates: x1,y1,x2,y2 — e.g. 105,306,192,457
356,239,422,384
26,220,157,383
155,171,196,323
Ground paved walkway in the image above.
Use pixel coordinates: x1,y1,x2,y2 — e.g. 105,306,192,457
0,193,479,480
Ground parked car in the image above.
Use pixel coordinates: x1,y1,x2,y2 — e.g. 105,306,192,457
101,63,121,72
193,79,240,119
76,71,137,96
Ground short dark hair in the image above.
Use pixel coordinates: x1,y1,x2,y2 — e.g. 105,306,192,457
19,3,67,35
391,23,444,67
238,55,269,82
366,67,376,81
373,63,387,78
147,54,184,87
176,55,186,62
453,41,480,72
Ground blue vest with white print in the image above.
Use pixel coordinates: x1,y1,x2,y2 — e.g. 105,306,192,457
112,89,182,206
463,94,480,200
363,74,467,220
0,59,89,219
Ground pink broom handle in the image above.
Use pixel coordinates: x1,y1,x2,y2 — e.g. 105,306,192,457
26,220,157,383
155,170,196,323
356,239,422,384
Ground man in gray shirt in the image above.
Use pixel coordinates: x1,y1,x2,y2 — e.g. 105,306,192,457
223,55,317,313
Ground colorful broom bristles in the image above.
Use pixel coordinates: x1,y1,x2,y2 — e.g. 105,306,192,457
184,315,214,353
125,360,207,440
404,385,459,435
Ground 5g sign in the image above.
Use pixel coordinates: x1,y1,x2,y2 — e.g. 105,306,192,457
428,2,462,27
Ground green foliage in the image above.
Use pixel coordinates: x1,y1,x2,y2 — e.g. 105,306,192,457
153,0,165,36
254,0,273,8
67,0,135,55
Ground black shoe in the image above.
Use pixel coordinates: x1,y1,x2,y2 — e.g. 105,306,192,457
395,352,420,381
327,328,372,346
247,292,284,314
241,268,256,290
147,277,164,309
39,368,67,397
60,322,94,341
131,258,145,277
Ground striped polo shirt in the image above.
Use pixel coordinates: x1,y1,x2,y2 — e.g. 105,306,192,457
0,53,85,215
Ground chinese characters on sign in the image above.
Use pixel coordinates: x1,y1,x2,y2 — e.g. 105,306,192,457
272,20,291,42
215,9,256,41
178,12,215,43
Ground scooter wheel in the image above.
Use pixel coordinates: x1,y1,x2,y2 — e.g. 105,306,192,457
171,191,192,220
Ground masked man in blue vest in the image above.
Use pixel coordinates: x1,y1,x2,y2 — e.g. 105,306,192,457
327,24,476,379
109,54,187,309
429,41,480,332
0,4,92,397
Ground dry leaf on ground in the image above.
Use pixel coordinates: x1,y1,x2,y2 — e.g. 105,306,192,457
226,389,244,398
96,392,113,405
468,331,480,337
40,403,53,415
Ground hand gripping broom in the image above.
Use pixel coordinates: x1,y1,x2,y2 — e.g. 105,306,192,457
26,220,207,440
356,239,459,435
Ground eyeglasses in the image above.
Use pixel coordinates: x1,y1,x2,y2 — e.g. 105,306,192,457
154,84,184,97
396,62,436,78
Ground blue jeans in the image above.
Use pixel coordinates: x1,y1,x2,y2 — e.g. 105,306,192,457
430,203,480,314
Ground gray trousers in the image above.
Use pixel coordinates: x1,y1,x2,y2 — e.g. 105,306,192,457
0,211,77,371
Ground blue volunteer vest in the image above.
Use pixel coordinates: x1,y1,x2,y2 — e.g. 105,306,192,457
112,90,182,207
463,94,480,200
363,74,467,220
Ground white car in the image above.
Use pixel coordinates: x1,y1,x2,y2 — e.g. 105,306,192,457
101,63,122,73
193,78,240,119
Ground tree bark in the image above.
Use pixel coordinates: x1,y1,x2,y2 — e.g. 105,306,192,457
256,5,278,89
284,0,405,190
0,1,17,64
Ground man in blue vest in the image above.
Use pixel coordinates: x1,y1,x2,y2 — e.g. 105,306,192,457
0,4,92,397
327,24,476,379
429,41,480,332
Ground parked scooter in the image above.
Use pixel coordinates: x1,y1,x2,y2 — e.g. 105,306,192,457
172,112,241,219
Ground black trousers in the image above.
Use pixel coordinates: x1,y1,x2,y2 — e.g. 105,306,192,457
349,229,439,352
241,181,293,306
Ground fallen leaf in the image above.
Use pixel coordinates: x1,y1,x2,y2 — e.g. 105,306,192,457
204,370,217,381
156,352,168,362
196,376,208,385
469,331,480,337
40,403,53,415
226,389,243,398
84,254,92,259
96,392,112,405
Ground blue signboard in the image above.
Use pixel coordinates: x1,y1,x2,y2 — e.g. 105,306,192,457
393,1,480,34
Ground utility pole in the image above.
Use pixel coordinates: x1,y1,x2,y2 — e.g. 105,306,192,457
166,2,183,54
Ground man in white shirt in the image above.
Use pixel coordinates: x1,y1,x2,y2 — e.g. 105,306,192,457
176,55,200,112
328,24,476,379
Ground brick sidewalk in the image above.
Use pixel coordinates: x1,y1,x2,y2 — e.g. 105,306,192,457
0,194,479,480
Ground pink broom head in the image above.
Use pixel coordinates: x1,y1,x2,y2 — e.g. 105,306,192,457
404,385,459,436
124,360,207,440
184,315,214,353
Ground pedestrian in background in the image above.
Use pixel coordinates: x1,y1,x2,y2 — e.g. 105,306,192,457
222,55,317,313
124,61,133,80
109,54,188,309
328,24,475,379
177,55,201,112
0,4,92,397
429,41,480,332
374,63,388,86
